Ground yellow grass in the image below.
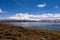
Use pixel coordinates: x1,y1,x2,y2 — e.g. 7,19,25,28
0,23,60,40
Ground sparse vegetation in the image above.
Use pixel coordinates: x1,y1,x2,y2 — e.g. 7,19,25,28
0,23,60,40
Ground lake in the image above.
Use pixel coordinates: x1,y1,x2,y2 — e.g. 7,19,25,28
2,22,60,31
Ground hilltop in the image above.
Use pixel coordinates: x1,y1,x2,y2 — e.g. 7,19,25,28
0,24,60,40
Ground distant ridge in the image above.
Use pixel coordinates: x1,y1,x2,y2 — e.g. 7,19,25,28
0,13,60,22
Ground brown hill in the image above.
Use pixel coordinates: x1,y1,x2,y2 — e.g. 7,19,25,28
0,24,60,40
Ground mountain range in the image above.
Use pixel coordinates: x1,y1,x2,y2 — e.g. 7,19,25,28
0,13,60,22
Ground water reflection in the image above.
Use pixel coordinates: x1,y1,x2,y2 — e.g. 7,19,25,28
2,22,60,31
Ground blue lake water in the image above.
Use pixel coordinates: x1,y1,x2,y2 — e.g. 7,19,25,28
2,22,60,31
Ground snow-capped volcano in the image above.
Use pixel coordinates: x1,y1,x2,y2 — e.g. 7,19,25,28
9,13,40,21
1,13,60,22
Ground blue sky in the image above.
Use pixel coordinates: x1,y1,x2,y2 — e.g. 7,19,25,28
0,0,60,18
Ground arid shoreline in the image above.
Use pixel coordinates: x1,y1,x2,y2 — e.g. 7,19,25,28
0,24,60,40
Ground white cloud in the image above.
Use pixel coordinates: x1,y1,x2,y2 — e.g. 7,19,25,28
55,6,59,8
37,3,46,8
0,9,3,13
9,13,60,21
0,8,7,13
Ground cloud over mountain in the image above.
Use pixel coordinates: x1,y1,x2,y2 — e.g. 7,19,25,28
8,13,60,21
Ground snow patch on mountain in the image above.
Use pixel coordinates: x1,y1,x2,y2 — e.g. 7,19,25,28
9,13,60,21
